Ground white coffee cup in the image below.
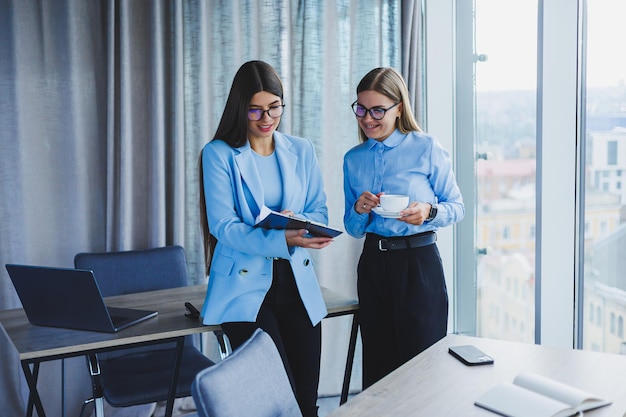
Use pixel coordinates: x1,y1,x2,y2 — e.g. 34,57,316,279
379,194,409,212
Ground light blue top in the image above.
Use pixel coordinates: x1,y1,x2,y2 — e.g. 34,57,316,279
200,131,329,326
252,150,282,211
343,129,464,238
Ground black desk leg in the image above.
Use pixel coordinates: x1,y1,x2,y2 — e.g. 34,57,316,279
164,336,185,417
22,361,46,417
87,354,105,417
340,312,359,405
26,361,39,417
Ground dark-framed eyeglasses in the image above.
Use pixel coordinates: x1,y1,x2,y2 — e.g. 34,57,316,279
351,101,399,120
248,104,286,121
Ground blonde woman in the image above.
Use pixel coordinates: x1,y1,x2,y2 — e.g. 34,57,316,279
343,67,464,388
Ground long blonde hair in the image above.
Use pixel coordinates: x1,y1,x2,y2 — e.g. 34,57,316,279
356,67,422,143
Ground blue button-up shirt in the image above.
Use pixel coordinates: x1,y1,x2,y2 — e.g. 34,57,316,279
343,129,464,238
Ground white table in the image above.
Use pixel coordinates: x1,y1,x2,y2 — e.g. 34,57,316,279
327,333,626,417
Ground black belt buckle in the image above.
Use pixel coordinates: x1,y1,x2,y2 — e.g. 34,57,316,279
378,238,389,251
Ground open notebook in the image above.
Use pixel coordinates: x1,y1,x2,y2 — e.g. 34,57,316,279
475,372,611,417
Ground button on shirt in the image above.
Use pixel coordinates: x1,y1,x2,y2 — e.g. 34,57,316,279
343,129,464,238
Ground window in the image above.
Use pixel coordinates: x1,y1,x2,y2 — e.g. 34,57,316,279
426,1,620,348
473,0,537,343
590,302,595,322
582,0,626,354
611,312,616,334
607,141,618,165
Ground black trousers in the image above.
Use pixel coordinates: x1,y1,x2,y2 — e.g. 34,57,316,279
221,259,321,417
358,233,449,389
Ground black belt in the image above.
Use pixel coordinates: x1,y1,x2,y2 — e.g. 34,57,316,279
367,232,436,251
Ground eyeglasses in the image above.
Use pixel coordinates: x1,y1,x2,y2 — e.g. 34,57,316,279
351,101,399,120
248,104,285,121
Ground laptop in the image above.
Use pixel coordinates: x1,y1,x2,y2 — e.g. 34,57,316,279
5,264,158,333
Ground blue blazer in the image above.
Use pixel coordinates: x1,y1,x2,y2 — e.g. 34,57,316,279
200,131,329,326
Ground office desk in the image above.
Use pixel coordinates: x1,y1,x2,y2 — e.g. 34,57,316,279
0,285,358,417
327,334,626,417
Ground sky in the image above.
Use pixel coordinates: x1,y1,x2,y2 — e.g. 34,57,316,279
585,0,626,87
475,0,626,91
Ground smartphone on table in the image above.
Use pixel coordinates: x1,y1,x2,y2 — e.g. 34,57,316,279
448,345,494,366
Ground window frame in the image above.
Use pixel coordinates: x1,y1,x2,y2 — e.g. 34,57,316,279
424,0,585,348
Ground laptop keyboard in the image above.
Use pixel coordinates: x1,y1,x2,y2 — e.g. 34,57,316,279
109,315,130,324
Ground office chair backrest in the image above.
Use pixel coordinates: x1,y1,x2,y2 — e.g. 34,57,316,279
75,245,188,297
74,245,197,356
73,245,215,412
192,328,303,417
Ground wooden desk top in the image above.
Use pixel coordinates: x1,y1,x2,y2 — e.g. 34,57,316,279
0,285,357,362
327,334,626,417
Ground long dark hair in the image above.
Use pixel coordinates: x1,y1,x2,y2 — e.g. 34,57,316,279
199,61,284,275
198,152,218,275
213,60,284,147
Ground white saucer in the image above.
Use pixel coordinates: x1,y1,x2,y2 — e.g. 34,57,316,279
372,206,404,219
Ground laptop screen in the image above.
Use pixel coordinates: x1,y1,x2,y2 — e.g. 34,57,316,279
5,264,157,332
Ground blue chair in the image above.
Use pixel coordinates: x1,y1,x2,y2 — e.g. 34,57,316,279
192,328,303,417
74,245,215,416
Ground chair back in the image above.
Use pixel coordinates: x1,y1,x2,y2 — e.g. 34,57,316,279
74,245,198,356
74,245,188,297
192,329,303,417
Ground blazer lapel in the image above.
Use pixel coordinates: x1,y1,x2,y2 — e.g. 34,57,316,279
234,145,264,220
274,132,299,210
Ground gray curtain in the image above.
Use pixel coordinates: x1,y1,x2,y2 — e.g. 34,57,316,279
182,0,407,294
0,1,421,416
402,0,424,124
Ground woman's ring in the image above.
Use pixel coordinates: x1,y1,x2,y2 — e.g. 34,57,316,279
363,204,367,209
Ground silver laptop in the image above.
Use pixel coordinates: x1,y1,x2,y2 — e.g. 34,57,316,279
5,264,158,333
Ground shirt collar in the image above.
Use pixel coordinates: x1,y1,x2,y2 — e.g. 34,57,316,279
366,129,404,149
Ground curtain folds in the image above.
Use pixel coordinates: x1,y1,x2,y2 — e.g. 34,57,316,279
104,0,187,250
402,0,424,125
0,1,421,415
